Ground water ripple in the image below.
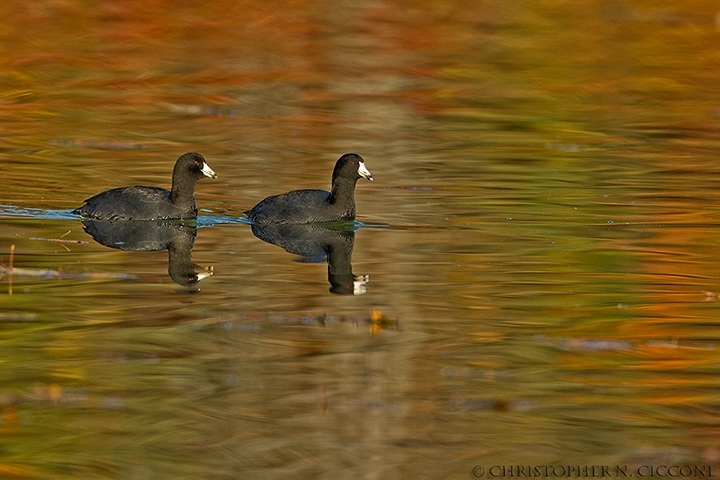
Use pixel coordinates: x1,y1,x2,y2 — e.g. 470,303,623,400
0,205,78,221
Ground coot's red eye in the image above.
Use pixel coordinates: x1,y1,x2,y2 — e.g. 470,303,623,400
350,161,355,166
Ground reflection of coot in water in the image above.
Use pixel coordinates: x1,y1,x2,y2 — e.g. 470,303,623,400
81,219,212,287
250,223,368,295
245,153,372,225
74,152,217,221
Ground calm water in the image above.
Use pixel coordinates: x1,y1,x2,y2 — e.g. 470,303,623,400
1,0,720,478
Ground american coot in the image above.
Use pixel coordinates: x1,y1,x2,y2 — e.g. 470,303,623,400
73,152,217,221
244,153,373,225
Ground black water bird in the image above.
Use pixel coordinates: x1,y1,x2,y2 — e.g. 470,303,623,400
244,153,372,224
74,152,216,221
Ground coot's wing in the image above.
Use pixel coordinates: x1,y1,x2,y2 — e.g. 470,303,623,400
76,186,174,221
245,189,332,224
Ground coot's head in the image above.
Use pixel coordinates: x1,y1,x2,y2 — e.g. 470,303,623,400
174,152,217,181
332,153,373,183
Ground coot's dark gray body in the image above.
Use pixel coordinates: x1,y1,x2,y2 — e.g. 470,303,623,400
74,152,216,221
244,153,372,225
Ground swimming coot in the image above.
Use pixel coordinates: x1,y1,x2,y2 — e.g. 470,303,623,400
74,152,217,221
244,153,372,224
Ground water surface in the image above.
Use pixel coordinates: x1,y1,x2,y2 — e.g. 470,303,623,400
1,0,720,478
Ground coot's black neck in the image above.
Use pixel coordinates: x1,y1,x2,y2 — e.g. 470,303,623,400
329,176,358,217
170,177,198,210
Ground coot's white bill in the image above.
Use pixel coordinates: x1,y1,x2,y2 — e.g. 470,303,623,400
358,161,372,181
201,162,217,179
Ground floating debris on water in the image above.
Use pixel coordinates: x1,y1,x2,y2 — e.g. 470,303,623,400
49,139,146,150
186,308,401,335
0,244,137,295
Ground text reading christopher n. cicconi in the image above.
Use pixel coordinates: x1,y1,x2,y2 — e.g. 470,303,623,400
472,465,716,478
